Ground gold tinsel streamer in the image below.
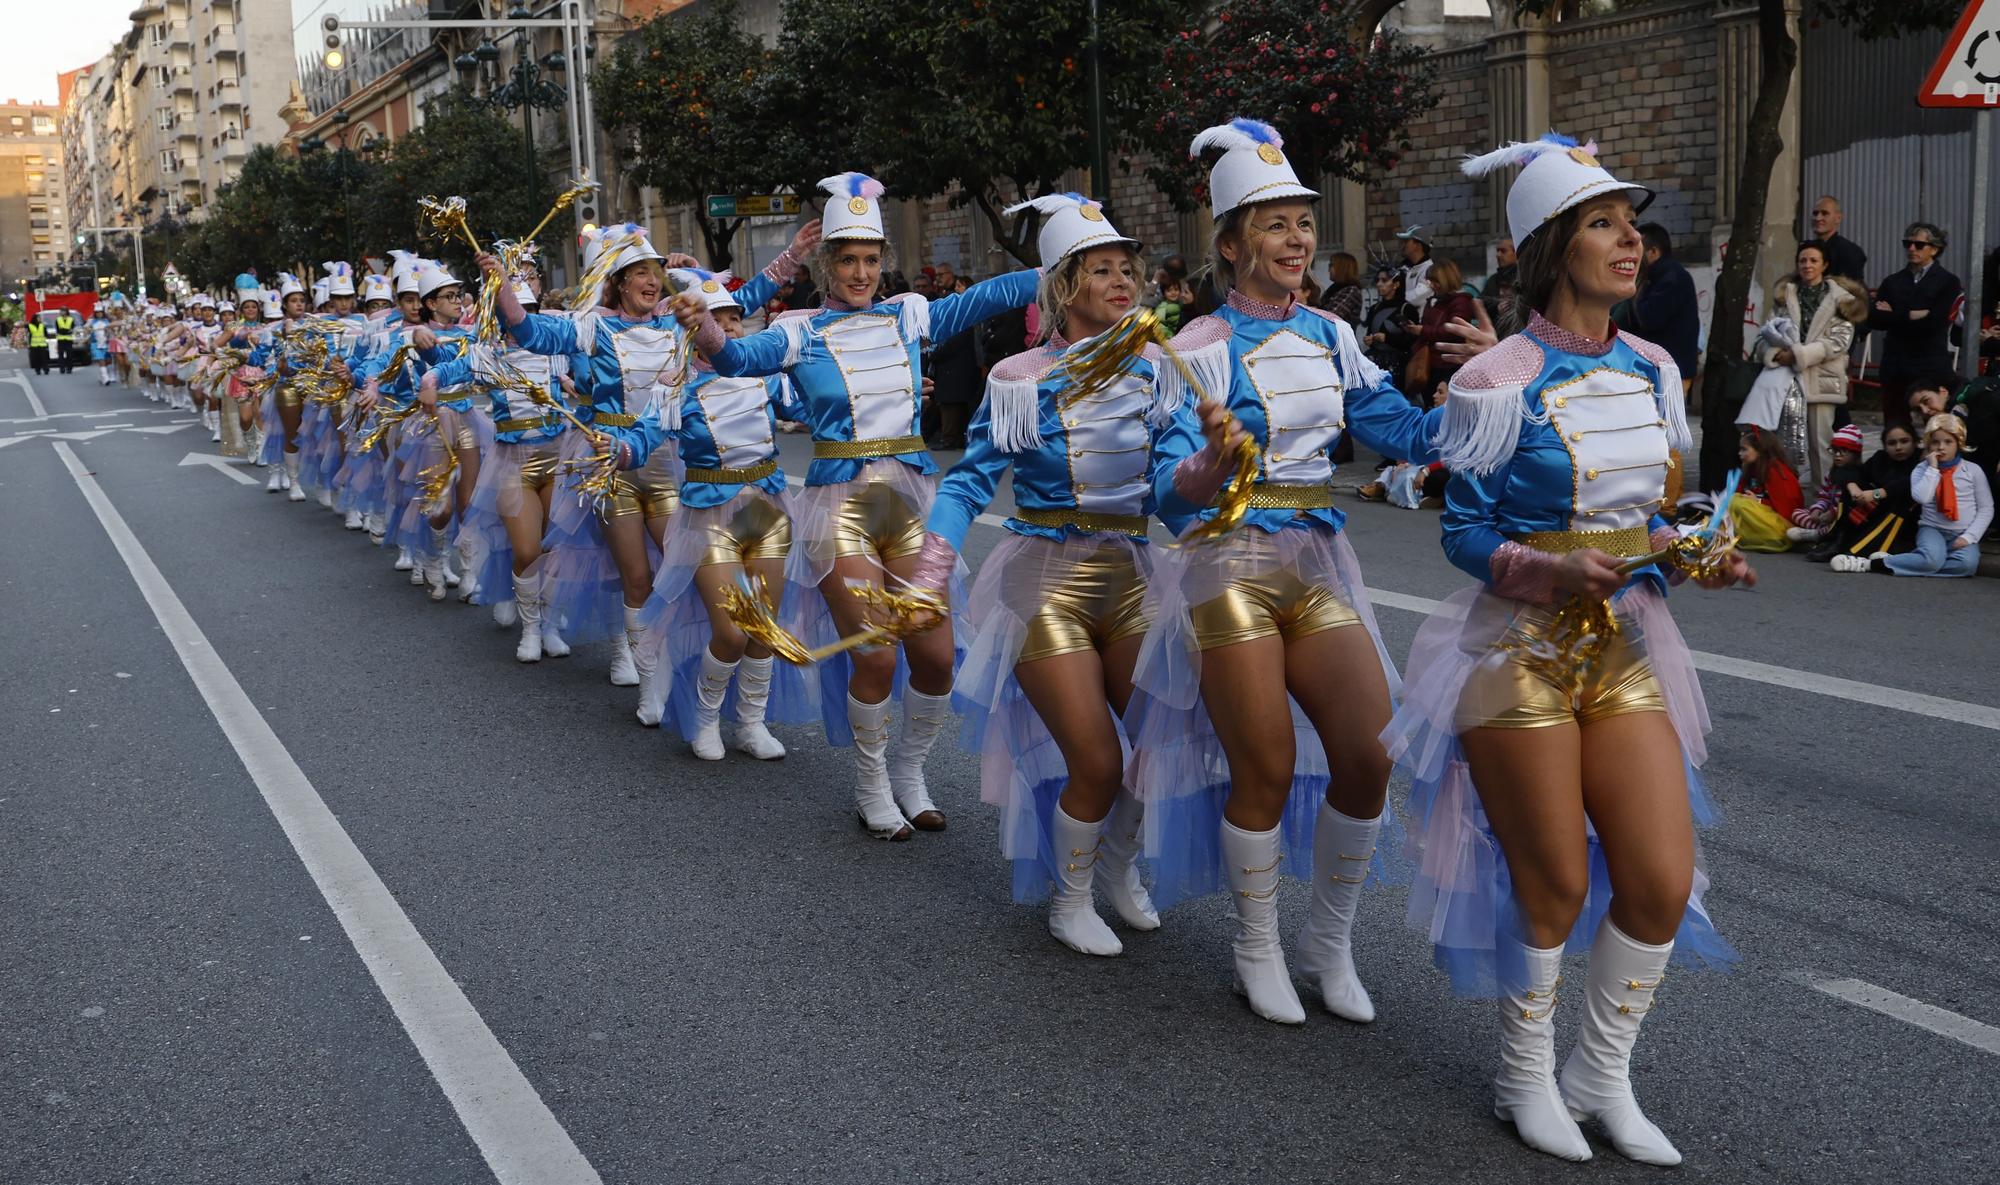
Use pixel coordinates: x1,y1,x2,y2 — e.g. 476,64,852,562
721,574,815,666
1062,307,1262,546
418,195,482,255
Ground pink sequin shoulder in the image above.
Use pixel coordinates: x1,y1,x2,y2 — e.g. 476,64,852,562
1451,332,1545,390
1167,314,1231,354
1617,330,1675,371
988,343,1060,385
771,308,817,327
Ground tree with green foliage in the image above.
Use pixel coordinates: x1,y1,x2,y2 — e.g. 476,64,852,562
1142,0,1439,213
765,0,1184,265
358,89,554,274
592,0,796,272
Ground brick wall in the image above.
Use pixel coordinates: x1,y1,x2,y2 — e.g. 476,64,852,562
1548,20,1718,251
1366,46,1491,274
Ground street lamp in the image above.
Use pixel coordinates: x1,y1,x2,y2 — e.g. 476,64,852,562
479,30,569,223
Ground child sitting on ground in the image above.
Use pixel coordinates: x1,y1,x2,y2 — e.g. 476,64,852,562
1732,427,1804,552
1787,424,1867,546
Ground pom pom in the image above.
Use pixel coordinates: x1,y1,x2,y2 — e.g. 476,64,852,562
1003,191,1093,218
1189,117,1283,159
818,171,885,201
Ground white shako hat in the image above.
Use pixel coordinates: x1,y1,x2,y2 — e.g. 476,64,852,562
321,259,356,296
359,272,394,303
1462,132,1653,248
263,290,285,319
388,249,424,295
186,293,214,309
233,273,263,307
511,279,538,308
1004,192,1137,266
277,271,306,298
311,278,332,307
668,267,745,312
579,222,663,275
818,172,886,241
1191,118,1319,221
414,259,460,298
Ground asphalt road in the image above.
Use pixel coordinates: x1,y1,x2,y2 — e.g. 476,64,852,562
3,354,1997,1185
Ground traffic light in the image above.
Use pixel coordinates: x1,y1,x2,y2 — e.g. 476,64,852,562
322,15,346,71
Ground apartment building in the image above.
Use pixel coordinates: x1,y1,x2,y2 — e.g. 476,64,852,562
0,100,69,292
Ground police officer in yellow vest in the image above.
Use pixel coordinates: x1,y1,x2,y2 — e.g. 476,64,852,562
53,308,80,374
26,314,52,375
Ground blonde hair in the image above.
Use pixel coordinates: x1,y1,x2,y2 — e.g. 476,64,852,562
1924,412,1971,451
1428,256,1464,295
1035,244,1143,344
807,238,896,302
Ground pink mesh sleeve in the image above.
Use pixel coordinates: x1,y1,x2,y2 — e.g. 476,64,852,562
910,532,957,595
1649,523,1689,585
1172,446,1235,508
691,313,725,358
1487,541,1561,604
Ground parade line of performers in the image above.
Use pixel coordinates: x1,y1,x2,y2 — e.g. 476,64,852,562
88,125,1756,1168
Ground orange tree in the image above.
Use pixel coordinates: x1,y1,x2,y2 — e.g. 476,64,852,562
1141,0,1438,212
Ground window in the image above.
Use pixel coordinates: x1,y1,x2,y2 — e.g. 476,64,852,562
25,154,41,165
32,234,50,245
27,172,43,185
34,250,51,261
31,117,53,135
9,116,21,127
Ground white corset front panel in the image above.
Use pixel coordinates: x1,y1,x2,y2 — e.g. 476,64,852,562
611,324,683,415
698,376,776,468
820,313,915,440
1542,366,1670,530
1059,371,1152,515
496,350,556,422
1245,328,1343,485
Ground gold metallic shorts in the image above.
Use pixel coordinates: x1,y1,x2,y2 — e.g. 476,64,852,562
276,384,305,412
1019,545,1152,664
437,407,479,452
516,440,564,493
831,479,927,561
699,495,794,568
609,453,679,520
1456,604,1668,731
1190,567,1360,650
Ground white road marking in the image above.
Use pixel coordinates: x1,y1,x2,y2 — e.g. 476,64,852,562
1360,586,2000,732
52,442,603,1185
1806,977,2000,1057
3,370,48,418
178,452,262,486
46,430,115,441
0,436,31,451
128,424,195,435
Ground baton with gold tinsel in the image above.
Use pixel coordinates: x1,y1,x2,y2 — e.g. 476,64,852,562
720,573,815,665
417,419,460,507
804,580,950,662
1063,307,1262,545
418,195,482,255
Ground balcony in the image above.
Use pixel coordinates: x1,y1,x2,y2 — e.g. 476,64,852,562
208,26,236,57
171,69,194,98
167,20,190,48
213,78,241,110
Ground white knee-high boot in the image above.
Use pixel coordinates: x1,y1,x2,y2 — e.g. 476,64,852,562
887,687,952,831
1495,941,1592,1162
512,570,544,663
632,605,666,728
690,647,736,760
1048,805,1122,957
730,656,787,759
1219,819,1305,1025
1095,791,1159,930
849,694,910,840
1293,802,1383,1022
1559,917,1682,1166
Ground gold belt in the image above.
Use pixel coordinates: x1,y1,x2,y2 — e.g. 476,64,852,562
594,412,638,428
1012,506,1150,536
1239,483,1334,510
495,414,561,433
813,434,925,460
1507,525,1651,557
684,457,780,484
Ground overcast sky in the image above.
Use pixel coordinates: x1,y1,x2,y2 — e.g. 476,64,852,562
0,0,138,106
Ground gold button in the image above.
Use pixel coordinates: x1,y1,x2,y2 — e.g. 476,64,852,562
1570,432,1584,442
1585,468,1599,480
1656,419,1666,427
1554,396,1567,408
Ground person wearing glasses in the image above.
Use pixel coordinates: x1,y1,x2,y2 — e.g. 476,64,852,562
1871,222,1962,429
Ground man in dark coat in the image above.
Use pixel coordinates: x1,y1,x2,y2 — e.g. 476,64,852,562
1872,221,1963,429
1809,196,1868,283
1632,224,1699,395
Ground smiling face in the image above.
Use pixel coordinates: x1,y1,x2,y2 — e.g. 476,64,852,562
612,261,664,316
827,240,885,306
1063,245,1140,339
1221,200,1315,303
714,305,747,339
1796,244,1826,287
1561,196,1643,309
1909,386,1951,421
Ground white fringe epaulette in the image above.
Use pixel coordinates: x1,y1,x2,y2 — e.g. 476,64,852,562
1651,353,1693,454
1154,317,1231,426
1433,379,1529,477
769,312,812,369
568,305,602,356
641,379,683,432
886,292,930,343
984,346,1060,453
